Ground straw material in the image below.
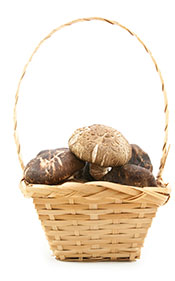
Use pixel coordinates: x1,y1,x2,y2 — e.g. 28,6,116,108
20,179,170,261
14,17,171,261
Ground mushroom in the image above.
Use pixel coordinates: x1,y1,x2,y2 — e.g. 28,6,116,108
128,144,153,172
68,124,132,179
24,148,85,184
101,164,157,187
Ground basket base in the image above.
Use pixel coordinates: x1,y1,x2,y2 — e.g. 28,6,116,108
55,253,141,262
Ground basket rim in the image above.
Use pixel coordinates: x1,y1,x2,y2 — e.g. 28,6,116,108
20,178,171,206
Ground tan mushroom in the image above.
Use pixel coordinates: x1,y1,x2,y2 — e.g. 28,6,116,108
24,148,85,184
68,124,132,179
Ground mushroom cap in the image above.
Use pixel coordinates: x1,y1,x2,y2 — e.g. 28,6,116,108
68,124,132,167
24,148,84,184
128,144,153,172
102,164,157,187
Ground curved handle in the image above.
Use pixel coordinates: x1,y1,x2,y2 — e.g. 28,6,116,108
13,17,169,182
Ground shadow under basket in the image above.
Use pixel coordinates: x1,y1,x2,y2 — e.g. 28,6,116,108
20,179,170,261
14,17,171,261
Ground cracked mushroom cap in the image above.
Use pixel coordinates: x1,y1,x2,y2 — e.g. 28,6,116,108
24,148,84,184
68,124,132,167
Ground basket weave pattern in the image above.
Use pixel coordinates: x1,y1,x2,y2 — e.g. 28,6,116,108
15,17,170,261
20,180,170,261
36,199,153,261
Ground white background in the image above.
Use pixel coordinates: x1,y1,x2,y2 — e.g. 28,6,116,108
0,0,175,280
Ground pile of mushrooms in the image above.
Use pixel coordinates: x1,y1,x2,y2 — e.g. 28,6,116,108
24,124,157,187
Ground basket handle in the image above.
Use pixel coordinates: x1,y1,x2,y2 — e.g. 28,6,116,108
13,17,169,182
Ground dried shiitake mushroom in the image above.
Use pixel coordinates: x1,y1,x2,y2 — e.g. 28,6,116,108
24,148,84,184
128,144,153,172
101,164,157,187
68,124,132,180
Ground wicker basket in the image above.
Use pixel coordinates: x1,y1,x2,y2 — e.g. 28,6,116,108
14,17,171,261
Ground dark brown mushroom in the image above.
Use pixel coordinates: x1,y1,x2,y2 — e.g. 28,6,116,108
101,164,157,187
128,144,153,172
24,148,85,184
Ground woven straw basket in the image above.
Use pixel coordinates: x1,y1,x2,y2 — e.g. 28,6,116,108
14,17,171,261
